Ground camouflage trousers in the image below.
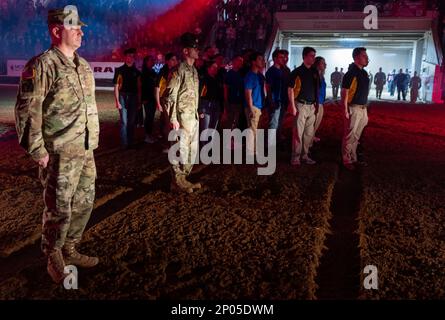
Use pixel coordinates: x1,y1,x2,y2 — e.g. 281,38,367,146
171,113,199,180
39,149,96,254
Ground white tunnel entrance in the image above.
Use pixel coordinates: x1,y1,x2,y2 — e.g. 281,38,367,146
268,11,443,102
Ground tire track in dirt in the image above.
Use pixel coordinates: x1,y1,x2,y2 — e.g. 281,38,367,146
315,157,363,299
307,109,364,299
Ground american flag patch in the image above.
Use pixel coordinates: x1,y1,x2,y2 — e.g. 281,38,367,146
21,66,35,80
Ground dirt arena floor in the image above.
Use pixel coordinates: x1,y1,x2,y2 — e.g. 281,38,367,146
0,86,444,299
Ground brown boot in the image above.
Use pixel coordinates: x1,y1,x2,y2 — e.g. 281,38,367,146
46,248,66,284
62,239,99,268
171,176,193,194
183,177,202,190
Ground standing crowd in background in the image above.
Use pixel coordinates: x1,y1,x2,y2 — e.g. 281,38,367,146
112,40,374,183
330,67,422,103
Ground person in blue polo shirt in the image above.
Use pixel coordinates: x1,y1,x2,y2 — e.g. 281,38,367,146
244,52,266,156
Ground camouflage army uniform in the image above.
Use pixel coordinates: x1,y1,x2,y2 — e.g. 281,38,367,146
165,61,199,180
15,46,99,254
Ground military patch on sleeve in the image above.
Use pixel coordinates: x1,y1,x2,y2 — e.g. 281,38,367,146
21,66,36,80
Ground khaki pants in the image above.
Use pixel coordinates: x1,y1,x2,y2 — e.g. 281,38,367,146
310,104,324,147
314,104,324,135
342,105,368,164
292,103,316,160
245,106,262,155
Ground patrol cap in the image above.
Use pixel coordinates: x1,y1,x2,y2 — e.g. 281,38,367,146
123,48,137,55
180,32,199,49
47,7,87,27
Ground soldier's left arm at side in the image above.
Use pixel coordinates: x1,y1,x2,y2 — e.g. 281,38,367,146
14,58,51,161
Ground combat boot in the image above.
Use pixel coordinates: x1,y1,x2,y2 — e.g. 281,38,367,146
46,248,66,284
62,239,99,268
171,176,193,194
182,177,202,190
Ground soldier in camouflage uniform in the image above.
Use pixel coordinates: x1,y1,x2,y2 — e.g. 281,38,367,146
165,33,202,193
14,7,99,284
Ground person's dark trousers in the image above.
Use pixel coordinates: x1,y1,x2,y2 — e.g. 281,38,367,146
160,110,170,147
199,100,221,149
377,85,385,99
268,101,286,131
397,86,407,101
238,103,249,130
332,85,339,99
158,97,171,148
136,108,144,127
390,82,396,96
119,93,137,147
143,100,156,136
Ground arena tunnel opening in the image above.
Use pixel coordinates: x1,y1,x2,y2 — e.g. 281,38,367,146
267,10,444,103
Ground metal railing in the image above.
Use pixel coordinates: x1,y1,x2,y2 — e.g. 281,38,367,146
277,0,438,13
277,0,365,12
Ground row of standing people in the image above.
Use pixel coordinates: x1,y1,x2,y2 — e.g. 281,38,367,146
13,8,372,284
113,47,312,158
201,45,373,171
113,41,372,182
113,48,179,151
385,68,422,102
